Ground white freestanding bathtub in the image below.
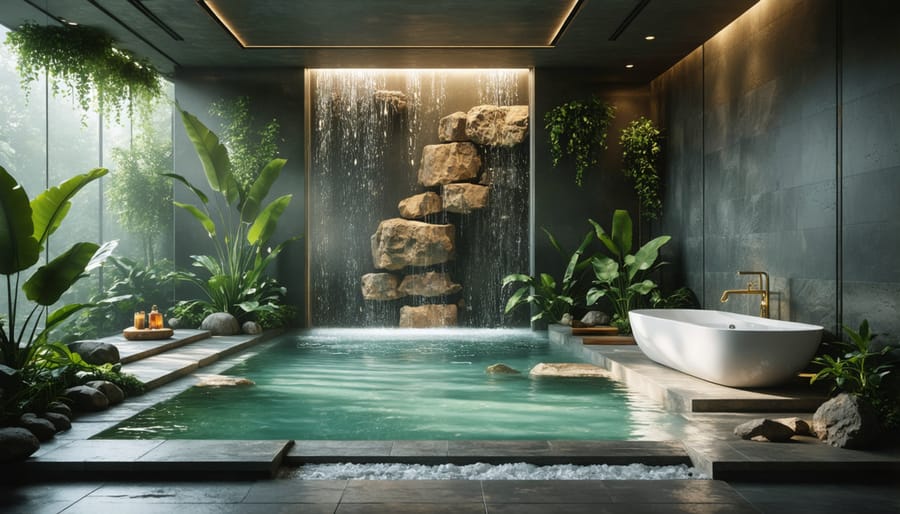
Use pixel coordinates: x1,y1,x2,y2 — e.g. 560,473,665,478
628,309,823,388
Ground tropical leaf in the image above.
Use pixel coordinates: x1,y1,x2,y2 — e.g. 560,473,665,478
591,256,619,283
0,165,40,274
241,158,286,223
627,235,671,281
179,108,238,205
247,194,292,245
610,209,632,257
31,167,108,250
504,286,530,313
23,242,99,306
174,201,216,237
161,172,209,204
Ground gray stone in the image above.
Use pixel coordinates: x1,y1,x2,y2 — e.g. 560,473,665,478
19,413,56,441
168,317,182,329
374,90,408,113
195,375,255,387
361,273,405,300
465,104,529,146
46,401,73,418
64,385,109,412
560,313,573,326
486,363,520,375
398,271,462,297
200,312,241,336
0,427,40,462
66,341,120,365
41,412,72,432
242,321,262,335
734,418,795,442
85,380,125,406
398,192,443,219
399,304,458,328
438,111,469,142
529,363,610,378
580,311,610,326
371,218,455,270
812,393,881,449
775,416,813,436
418,142,481,187
442,183,489,213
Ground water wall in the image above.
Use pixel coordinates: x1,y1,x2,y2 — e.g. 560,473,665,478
309,69,530,327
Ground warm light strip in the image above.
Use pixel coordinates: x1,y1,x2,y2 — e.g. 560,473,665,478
198,0,582,49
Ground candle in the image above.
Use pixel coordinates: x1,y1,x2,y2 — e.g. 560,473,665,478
134,311,145,330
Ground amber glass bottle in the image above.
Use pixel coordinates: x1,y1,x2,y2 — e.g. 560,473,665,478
149,305,164,330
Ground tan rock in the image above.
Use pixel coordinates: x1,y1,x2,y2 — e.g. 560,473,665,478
465,105,529,146
486,363,520,374
774,417,813,437
734,418,795,442
438,111,468,142
398,192,443,219
443,183,489,213
399,271,462,297
195,375,255,387
399,304,458,328
374,90,407,112
418,142,481,187
529,363,610,378
361,273,405,300
371,218,455,270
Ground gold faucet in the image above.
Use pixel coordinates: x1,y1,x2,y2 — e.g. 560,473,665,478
720,271,769,318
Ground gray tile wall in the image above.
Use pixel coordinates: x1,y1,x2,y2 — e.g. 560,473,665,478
650,0,900,338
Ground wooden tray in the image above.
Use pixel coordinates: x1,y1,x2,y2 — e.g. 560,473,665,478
123,327,174,340
571,325,619,335
582,335,636,345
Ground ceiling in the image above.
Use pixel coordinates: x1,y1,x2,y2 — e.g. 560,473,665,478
0,0,758,82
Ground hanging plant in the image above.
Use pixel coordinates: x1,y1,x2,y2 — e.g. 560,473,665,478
620,117,662,220
4,23,163,122
544,96,616,186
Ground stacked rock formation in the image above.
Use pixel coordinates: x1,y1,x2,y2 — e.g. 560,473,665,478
364,95,529,327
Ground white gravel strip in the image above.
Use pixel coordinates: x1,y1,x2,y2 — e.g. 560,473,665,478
291,462,707,480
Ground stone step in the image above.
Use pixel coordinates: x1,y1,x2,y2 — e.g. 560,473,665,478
99,329,212,364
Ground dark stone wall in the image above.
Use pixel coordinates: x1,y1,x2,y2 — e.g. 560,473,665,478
172,68,306,326
651,0,900,338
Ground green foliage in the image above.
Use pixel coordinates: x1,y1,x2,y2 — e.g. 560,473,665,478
651,286,699,309
209,96,281,197
107,120,173,264
168,107,298,322
586,210,670,333
503,228,595,324
544,97,616,186
0,165,114,370
620,117,663,220
167,299,211,329
4,23,162,123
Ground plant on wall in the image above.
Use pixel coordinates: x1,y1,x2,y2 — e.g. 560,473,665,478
167,107,297,323
620,117,663,220
4,23,162,122
544,96,616,186
209,96,281,197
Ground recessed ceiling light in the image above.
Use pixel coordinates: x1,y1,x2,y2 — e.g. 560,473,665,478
644,35,655,41
625,64,635,69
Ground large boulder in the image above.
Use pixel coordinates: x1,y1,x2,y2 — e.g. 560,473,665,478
418,142,481,187
399,304,458,328
398,192,443,219
85,380,125,406
374,90,408,113
201,312,240,336
361,273,405,300
64,385,109,412
733,418,795,442
465,105,529,146
66,341,120,365
0,427,40,462
529,363,610,378
398,272,462,297
438,111,469,142
371,218,455,270
812,393,881,449
442,183,489,214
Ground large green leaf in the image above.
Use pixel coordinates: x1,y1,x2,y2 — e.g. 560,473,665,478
562,230,594,286
31,167,108,250
241,158,286,223
504,285,531,313
591,256,619,283
161,172,209,204
610,209,633,257
23,242,99,306
502,273,534,286
247,194,292,246
174,201,216,237
627,235,671,281
0,165,40,274
589,218,618,258
179,108,238,205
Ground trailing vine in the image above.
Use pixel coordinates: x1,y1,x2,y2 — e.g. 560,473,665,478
620,117,662,220
4,23,163,122
544,96,616,186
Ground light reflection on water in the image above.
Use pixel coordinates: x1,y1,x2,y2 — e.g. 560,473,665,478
99,329,685,440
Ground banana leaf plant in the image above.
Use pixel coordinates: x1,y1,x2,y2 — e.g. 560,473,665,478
586,209,670,333
0,165,115,369
166,107,297,321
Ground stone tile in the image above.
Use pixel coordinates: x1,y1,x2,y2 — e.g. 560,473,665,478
338,504,485,514
546,441,691,465
482,480,612,504
30,439,163,468
63,500,327,514
342,480,483,504
603,480,746,504
448,440,552,457
487,504,758,514
0,482,101,513
84,482,252,503
243,479,346,503
136,440,291,475
391,440,449,457
287,440,394,463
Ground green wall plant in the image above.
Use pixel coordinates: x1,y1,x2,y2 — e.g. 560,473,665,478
620,117,663,220
209,96,281,197
4,23,162,122
545,96,616,186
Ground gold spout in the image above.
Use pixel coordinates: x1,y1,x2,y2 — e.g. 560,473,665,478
721,271,770,318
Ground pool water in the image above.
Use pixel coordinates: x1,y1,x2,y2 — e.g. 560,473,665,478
99,329,685,440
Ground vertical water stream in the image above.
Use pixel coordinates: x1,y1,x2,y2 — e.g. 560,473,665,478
310,69,530,327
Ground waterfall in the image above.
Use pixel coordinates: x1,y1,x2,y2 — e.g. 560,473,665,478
309,69,530,327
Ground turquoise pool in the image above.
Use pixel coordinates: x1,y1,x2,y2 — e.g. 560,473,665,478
99,329,685,440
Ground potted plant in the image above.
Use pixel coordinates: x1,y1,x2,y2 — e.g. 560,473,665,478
544,96,616,186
